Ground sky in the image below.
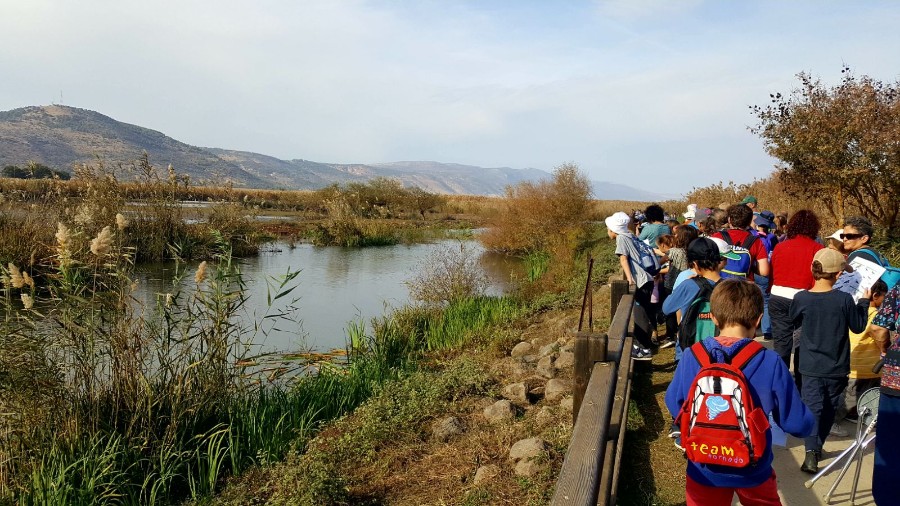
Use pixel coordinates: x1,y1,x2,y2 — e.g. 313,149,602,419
1,1,899,196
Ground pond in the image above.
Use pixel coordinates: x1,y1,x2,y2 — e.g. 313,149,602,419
133,239,520,353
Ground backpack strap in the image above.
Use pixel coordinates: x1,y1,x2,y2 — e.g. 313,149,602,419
728,340,764,369
721,230,733,246
740,233,758,250
856,248,888,267
690,341,713,368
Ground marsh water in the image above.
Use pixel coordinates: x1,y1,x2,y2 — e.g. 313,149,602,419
133,239,519,354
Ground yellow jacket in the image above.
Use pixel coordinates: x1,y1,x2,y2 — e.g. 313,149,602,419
849,307,881,380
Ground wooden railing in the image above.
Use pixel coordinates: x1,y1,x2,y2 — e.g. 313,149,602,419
551,279,635,506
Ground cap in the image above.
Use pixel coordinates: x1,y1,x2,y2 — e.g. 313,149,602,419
684,203,698,220
710,237,742,261
741,196,757,205
688,237,739,263
604,212,631,235
828,229,842,240
813,248,848,274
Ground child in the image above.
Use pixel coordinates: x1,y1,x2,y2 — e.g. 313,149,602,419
840,279,888,422
665,279,813,505
789,248,870,473
605,211,655,361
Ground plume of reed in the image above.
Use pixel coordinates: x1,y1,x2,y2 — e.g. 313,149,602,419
8,263,24,289
194,261,208,284
20,293,33,309
115,213,129,231
90,226,114,256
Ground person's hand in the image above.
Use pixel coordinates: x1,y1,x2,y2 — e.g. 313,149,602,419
863,288,872,300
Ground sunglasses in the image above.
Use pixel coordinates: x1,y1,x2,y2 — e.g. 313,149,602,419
840,233,864,240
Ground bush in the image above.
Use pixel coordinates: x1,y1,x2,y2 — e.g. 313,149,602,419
405,242,488,307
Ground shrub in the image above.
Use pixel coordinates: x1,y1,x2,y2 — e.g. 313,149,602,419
405,242,488,307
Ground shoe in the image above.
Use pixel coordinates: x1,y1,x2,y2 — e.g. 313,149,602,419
829,422,849,437
801,451,819,474
631,345,653,361
659,338,676,349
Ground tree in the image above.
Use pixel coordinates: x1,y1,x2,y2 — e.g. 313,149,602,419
751,67,900,234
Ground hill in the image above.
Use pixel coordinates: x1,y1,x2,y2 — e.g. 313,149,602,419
0,105,670,200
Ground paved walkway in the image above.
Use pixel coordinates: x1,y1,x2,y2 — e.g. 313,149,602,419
743,337,876,506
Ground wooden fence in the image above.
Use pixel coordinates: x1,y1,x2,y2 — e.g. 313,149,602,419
550,279,635,505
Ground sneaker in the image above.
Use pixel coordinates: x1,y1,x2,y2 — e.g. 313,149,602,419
631,345,653,361
829,422,849,437
658,338,676,349
801,450,819,474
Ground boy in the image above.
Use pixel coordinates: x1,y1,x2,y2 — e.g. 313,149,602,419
711,204,770,280
605,211,655,361
839,279,888,422
789,248,869,473
665,279,813,505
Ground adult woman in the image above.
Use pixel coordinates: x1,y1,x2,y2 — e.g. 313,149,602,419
870,284,900,504
769,210,823,383
841,216,881,264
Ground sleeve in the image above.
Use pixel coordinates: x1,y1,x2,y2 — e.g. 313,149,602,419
771,355,815,437
789,295,804,327
847,296,870,334
665,350,700,420
614,235,628,256
873,285,900,331
662,281,698,315
752,239,768,261
638,227,651,242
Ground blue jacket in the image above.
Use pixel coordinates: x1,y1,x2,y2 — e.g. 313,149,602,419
665,337,814,488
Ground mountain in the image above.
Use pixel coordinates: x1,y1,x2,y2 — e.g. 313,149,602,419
0,105,665,200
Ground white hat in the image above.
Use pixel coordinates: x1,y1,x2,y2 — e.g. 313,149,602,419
710,237,742,260
684,203,698,220
828,229,842,240
604,212,631,235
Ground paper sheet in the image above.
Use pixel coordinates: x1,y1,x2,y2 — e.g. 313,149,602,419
834,257,885,302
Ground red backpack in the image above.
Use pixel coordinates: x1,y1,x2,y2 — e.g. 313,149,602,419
676,340,769,468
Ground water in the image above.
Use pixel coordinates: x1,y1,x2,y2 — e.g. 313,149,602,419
133,239,519,353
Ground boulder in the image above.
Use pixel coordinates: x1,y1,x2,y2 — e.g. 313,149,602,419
510,341,533,358
501,383,529,405
514,458,545,477
535,406,555,426
473,464,500,485
559,396,574,412
555,350,575,369
523,354,539,364
509,437,547,461
537,355,557,379
538,343,558,358
483,400,516,423
545,379,571,403
431,416,464,442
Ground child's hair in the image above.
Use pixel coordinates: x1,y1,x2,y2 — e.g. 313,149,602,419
666,219,680,230
692,258,720,272
710,279,764,329
727,204,754,229
702,216,719,234
674,225,699,249
657,234,675,249
826,238,846,255
872,279,889,297
774,214,788,233
811,260,840,281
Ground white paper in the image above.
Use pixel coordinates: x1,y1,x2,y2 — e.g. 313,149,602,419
834,257,886,302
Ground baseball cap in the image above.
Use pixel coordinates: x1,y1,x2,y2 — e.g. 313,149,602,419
741,196,758,205
688,237,740,263
604,212,631,235
684,203,698,220
828,229,842,240
813,248,849,274
710,237,742,261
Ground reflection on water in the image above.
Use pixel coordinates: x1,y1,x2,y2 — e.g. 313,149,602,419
133,240,520,353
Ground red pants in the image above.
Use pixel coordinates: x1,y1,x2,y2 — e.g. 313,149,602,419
686,471,781,506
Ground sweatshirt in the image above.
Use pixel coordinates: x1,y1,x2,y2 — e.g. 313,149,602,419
789,290,869,378
665,336,814,488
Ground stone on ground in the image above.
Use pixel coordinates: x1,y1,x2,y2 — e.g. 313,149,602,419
510,341,533,358
555,350,575,369
538,343,558,358
514,458,545,477
559,396,574,412
483,400,516,423
537,355,556,379
545,378,570,403
431,416,464,442
501,383,529,405
473,464,500,485
508,437,547,461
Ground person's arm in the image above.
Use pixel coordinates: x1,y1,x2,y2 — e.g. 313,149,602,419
872,325,891,354
619,254,635,285
756,258,771,278
665,351,699,420
789,296,804,327
772,356,815,437
662,283,692,315
848,294,871,335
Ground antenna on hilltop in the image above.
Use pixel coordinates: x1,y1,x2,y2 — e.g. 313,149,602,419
60,90,64,105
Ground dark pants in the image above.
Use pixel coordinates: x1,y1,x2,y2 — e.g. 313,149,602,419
837,377,880,420
769,294,794,367
801,375,848,452
632,281,654,349
658,284,678,339
874,392,900,505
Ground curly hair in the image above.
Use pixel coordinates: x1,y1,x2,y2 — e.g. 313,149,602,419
674,225,699,249
726,204,754,229
786,209,821,239
644,204,665,223
843,216,874,244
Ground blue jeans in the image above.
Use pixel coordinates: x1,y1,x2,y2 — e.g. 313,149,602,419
755,275,771,336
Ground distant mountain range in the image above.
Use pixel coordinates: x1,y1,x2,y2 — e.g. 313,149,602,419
0,105,671,201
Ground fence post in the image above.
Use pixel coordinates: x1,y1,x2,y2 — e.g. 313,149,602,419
573,331,607,424
609,279,630,321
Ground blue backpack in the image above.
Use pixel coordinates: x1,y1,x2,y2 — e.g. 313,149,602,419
629,236,661,276
856,248,900,290
720,230,758,280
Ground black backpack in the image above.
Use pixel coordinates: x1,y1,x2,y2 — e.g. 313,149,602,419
678,277,719,350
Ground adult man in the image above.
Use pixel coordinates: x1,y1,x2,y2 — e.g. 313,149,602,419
711,204,770,281
741,196,758,214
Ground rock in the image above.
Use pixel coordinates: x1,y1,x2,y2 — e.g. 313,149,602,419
555,351,575,369
527,386,545,403
545,379,571,403
522,376,546,390
431,416,464,442
560,343,575,353
538,343,558,358
473,464,500,485
523,354,539,364
559,396,574,412
509,437,547,461
514,458,545,477
537,355,557,379
512,363,531,377
510,341,533,358
535,406,555,426
501,383,529,405
483,400,516,423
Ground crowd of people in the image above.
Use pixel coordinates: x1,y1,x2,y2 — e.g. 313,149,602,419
605,198,899,506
